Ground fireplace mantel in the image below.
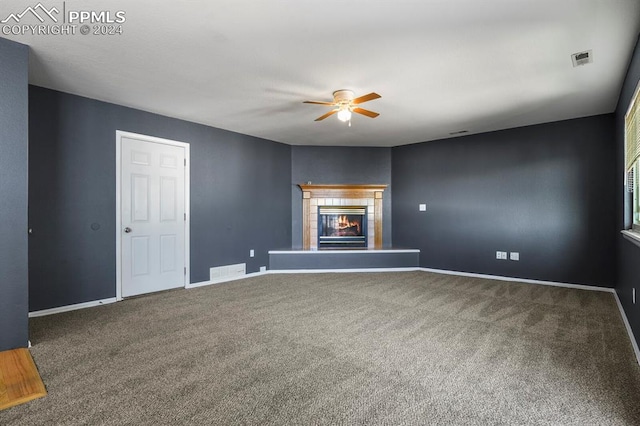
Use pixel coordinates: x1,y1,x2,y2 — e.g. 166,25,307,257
299,184,387,250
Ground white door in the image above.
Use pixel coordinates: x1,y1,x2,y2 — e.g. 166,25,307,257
119,133,188,298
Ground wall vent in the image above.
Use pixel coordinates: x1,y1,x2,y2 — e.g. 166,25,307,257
571,50,593,67
209,263,246,283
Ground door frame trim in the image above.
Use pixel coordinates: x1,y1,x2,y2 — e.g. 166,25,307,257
115,130,191,301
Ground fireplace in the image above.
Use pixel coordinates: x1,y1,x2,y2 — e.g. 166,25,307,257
298,184,387,250
318,206,367,248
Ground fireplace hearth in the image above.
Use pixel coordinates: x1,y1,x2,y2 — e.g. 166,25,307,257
318,206,367,248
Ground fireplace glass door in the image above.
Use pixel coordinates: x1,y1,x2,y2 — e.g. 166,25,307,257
318,206,367,248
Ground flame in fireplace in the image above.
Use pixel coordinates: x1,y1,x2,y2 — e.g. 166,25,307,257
337,215,360,234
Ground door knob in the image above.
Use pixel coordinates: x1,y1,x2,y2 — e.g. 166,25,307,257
124,227,132,233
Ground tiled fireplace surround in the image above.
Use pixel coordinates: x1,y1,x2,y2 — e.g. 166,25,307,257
299,184,387,250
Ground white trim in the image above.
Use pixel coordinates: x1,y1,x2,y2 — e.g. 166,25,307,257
115,131,190,301
268,249,420,254
116,134,122,301
613,291,640,365
29,298,117,317
621,230,640,249
270,267,421,273
418,268,614,293
186,271,269,289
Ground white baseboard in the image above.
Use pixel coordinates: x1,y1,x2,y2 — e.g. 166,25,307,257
29,297,118,318
186,271,268,289
268,249,420,254
613,291,640,366
270,267,421,274
418,267,615,293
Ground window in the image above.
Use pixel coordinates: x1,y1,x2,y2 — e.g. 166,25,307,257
625,81,640,232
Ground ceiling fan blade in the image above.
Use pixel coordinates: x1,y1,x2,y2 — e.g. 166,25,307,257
353,107,379,118
352,92,381,105
303,100,336,106
315,109,338,121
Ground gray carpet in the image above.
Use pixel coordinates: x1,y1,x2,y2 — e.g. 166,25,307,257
2,271,640,425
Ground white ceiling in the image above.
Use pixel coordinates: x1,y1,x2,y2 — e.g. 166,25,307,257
2,0,640,146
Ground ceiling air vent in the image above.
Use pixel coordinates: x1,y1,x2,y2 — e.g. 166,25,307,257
571,50,593,67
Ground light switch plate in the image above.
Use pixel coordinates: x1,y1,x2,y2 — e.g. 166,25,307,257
510,252,519,261
419,204,426,211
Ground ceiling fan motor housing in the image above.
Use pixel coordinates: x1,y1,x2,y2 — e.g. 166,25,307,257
333,90,355,105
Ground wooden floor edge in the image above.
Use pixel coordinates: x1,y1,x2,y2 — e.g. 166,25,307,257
0,348,47,411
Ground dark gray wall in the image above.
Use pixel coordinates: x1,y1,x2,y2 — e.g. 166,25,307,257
29,86,291,311
0,38,29,350
291,146,392,248
616,34,640,350
392,115,617,287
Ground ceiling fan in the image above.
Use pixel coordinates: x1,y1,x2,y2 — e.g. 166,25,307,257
303,90,381,125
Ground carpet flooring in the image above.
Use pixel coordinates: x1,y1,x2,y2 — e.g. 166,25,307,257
2,271,640,425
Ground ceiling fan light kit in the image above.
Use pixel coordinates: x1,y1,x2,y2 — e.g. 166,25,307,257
304,90,381,125
337,108,352,123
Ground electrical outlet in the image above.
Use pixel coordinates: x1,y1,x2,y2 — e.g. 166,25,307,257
250,249,255,257
496,251,507,260
260,266,267,272
510,252,519,261
419,204,427,211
